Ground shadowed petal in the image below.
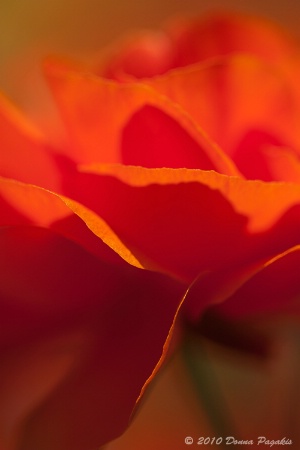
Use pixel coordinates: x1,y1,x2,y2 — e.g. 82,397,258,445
213,246,300,318
0,176,142,268
0,225,185,450
71,165,300,282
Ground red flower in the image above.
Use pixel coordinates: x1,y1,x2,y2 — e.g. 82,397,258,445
1,11,300,450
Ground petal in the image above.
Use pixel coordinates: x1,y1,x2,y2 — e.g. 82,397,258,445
44,57,238,175
183,245,300,322
99,12,298,79
70,164,300,282
279,55,300,107
121,104,216,171
0,92,60,191
265,145,300,182
212,246,300,318
235,144,300,183
101,30,175,79
0,175,144,268
80,163,300,233
167,12,298,68
0,225,184,450
70,165,249,282
147,54,300,179
106,350,214,450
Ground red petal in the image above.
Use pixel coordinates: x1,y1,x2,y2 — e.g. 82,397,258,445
0,176,142,268
0,225,184,450
234,141,300,183
121,104,216,170
74,165,300,282
168,12,298,68
213,246,300,318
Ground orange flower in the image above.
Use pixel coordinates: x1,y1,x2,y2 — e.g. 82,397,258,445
1,11,300,450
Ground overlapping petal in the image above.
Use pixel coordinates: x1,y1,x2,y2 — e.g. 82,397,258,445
0,177,185,450
0,176,142,267
44,57,239,175
165,12,298,68
67,164,300,284
146,55,300,181
212,245,300,318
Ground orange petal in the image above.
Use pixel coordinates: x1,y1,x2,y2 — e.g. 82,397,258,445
44,57,238,175
279,55,300,107
0,92,60,191
80,164,300,232
147,54,300,178
72,164,300,282
0,225,184,450
0,176,142,268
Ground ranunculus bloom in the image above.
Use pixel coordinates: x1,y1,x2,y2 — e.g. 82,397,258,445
1,11,300,450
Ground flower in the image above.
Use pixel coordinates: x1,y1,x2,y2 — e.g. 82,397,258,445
1,10,300,450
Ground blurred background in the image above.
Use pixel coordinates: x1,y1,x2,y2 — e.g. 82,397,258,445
1,0,300,108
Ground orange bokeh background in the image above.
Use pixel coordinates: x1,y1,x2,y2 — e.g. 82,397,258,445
1,0,300,106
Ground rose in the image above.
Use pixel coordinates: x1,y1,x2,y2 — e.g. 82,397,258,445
1,10,300,450
42,12,300,319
